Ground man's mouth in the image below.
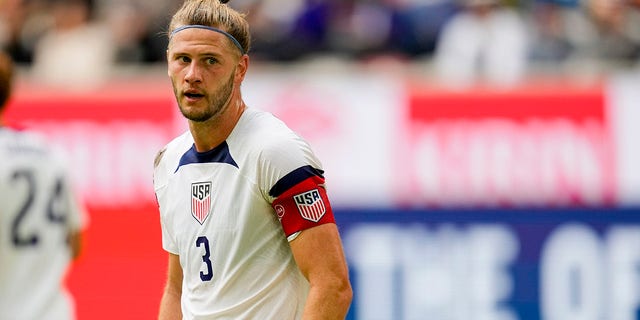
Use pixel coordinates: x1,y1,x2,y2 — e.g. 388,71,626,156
184,92,204,99
184,90,205,100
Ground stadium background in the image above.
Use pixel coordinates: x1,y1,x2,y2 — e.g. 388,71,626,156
3,0,640,319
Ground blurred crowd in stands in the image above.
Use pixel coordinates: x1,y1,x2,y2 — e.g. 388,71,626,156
1,0,639,86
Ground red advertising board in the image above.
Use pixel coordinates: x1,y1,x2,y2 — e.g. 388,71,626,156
401,83,616,207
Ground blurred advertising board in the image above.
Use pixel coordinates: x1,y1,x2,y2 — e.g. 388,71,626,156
400,83,616,207
5,71,640,208
5,69,640,320
608,73,640,205
338,207,640,320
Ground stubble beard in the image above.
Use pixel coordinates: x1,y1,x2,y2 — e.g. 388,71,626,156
176,70,235,123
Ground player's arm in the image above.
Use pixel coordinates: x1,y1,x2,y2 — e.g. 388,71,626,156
290,223,353,319
158,253,183,320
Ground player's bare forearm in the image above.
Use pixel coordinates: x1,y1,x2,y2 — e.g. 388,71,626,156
158,288,182,320
159,253,183,320
291,224,353,319
302,283,352,319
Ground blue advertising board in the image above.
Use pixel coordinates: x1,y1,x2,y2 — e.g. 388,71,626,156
335,207,640,320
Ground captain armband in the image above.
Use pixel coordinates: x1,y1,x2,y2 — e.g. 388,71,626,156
271,175,335,239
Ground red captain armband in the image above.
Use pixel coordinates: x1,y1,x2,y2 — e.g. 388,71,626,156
271,175,335,238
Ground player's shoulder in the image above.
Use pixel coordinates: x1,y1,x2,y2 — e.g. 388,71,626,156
1,126,46,145
0,128,71,180
153,130,193,179
0,127,55,158
234,107,305,148
233,107,321,168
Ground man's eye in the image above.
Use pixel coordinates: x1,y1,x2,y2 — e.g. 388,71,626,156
207,58,217,64
179,56,190,63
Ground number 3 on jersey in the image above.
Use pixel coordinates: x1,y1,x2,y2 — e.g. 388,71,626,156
196,236,213,281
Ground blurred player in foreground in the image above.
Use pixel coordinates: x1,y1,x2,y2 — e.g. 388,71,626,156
153,0,352,319
0,51,87,319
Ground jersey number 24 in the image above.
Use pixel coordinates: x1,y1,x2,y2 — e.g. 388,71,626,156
10,169,68,247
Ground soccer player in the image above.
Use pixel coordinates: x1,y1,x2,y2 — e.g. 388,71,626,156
0,51,87,319
153,0,353,319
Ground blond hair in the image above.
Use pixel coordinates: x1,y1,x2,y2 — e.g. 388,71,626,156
169,0,251,54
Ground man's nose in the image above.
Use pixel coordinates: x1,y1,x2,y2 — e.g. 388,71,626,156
185,63,202,83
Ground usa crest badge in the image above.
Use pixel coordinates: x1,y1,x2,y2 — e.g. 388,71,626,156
293,189,326,222
191,182,212,224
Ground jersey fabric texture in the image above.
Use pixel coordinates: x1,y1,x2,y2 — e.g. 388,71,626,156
154,107,335,319
0,127,86,320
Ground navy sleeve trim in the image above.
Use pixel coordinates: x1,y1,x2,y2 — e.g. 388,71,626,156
269,165,325,197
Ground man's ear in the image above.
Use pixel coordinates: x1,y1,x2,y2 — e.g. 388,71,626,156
235,54,249,82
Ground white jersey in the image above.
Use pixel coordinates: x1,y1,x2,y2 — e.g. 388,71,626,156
0,127,86,320
154,107,336,319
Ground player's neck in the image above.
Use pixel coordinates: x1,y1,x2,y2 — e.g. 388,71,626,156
190,99,246,152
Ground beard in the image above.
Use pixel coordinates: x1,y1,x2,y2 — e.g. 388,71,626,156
176,69,235,122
